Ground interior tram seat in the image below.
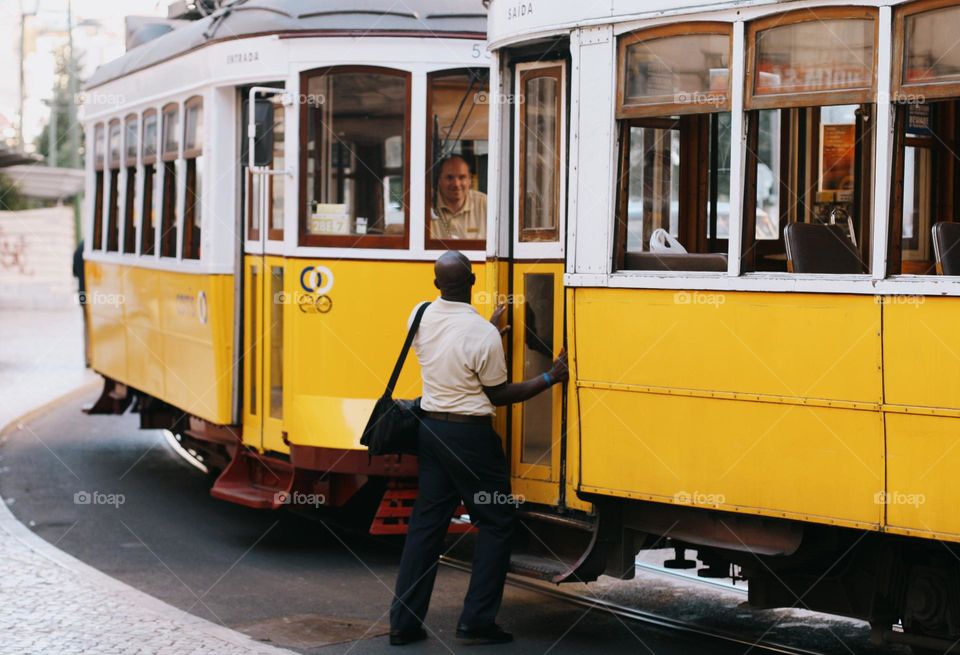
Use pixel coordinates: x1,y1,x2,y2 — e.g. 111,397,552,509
784,222,864,274
932,222,960,275
623,252,728,272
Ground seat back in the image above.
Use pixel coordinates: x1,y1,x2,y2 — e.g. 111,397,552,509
784,222,863,274
622,252,728,272
932,222,960,275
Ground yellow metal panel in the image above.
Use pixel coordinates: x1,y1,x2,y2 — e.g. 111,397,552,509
285,259,491,450
564,287,592,513
885,412,960,541
85,262,234,425
241,258,262,447
509,262,563,486
126,324,165,399
84,260,128,382
884,296,960,410
575,289,882,403
579,388,884,528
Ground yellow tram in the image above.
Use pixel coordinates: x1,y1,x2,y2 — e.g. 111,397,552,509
80,0,960,650
483,0,960,651
80,1,492,531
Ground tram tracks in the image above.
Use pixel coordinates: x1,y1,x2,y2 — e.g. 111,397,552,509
440,556,828,655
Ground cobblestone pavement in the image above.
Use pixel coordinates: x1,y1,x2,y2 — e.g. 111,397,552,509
0,306,295,655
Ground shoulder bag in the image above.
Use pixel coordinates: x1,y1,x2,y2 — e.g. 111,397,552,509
360,302,430,456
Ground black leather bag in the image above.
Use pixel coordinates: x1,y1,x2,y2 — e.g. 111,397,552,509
360,302,430,456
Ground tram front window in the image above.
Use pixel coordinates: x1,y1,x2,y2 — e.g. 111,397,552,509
301,67,410,247
614,25,732,272
426,69,489,249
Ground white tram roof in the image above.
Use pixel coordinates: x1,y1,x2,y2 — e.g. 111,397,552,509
86,0,487,89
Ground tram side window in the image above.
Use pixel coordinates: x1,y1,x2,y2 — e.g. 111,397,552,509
246,92,286,242
613,26,732,272
141,110,158,256
426,69,489,249
182,97,203,260
122,115,138,254
301,67,410,248
106,120,121,252
92,124,105,250
160,103,179,258
742,10,877,275
888,2,960,276
519,65,563,243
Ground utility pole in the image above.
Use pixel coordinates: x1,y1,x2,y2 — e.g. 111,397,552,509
18,0,26,150
66,0,79,169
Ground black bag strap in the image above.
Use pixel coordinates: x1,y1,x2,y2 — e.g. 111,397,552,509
384,301,431,399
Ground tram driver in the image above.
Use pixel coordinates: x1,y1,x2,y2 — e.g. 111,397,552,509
431,155,487,240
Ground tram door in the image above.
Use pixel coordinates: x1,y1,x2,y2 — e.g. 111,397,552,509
242,88,287,454
508,62,567,505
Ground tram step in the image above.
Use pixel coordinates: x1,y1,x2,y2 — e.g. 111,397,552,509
509,553,571,580
369,481,475,536
210,447,293,510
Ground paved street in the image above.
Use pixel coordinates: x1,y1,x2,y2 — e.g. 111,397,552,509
0,307,903,654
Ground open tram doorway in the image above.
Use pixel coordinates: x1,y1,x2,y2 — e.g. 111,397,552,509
504,56,569,508
239,84,287,455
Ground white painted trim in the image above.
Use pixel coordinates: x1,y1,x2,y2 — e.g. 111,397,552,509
727,20,746,277
872,5,894,279
512,60,567,262
565,270,960,297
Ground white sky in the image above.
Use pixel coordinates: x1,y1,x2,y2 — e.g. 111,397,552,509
0,0,168,148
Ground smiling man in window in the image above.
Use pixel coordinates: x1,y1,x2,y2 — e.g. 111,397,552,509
432,155,487,240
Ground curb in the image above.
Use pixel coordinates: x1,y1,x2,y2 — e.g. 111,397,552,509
0,381,297,655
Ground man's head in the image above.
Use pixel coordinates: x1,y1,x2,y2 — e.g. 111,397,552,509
437,155,472,212
434,250,475,301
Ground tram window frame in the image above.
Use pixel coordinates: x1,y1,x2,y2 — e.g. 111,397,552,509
140,109,158,256
122,113,138,254
268,96,284,241
105,119,122,253
886,0,960,277
92,123,105,251
518,65,563,243
425,68,489,251
612,23,733,272
160,102,180,258
740,8,879,276
247,93,285,243
298,65,411,249
182,96,203,261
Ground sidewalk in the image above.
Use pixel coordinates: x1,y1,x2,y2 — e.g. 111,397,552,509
0,306,295,655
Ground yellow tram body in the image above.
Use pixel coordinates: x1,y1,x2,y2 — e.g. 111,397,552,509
85,261,235,425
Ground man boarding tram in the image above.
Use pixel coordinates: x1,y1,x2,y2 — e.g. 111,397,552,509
390,251,568,646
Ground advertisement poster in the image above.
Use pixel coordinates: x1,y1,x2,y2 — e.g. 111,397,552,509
820,124,856,192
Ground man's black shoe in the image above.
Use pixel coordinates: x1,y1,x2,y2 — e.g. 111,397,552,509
455,623,514,644
389,627,428,646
